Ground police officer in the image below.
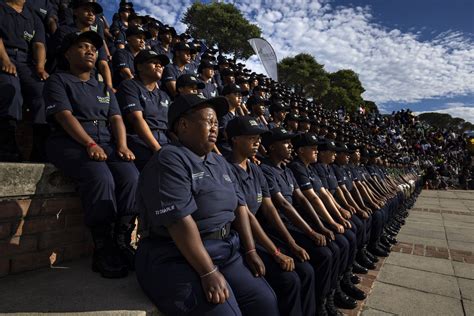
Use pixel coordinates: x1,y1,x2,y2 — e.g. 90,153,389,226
162,41,196,98
176,73,205,96
116,49,170,171
198,60,218,98
135,94,279,315
0,0,49,161
112,26,148,88
259,127,341,316
226,116,316,316
43,31,139,278
49,0,113,90
151,24,175,60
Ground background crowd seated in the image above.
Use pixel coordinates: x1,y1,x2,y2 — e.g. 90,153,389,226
0,0,472,190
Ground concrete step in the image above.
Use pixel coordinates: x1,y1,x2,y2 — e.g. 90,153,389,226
0,259,162,315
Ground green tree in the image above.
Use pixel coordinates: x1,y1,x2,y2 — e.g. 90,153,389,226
278,53,330,101
182,3,261,60
323,87,353,111
363,100,379,113
328,70,365,110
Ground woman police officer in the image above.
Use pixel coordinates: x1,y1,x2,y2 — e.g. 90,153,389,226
43,31,139,278
134,94,279,315
116,49,171,171
226,115,316,316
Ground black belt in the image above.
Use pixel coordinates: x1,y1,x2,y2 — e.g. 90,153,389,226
149,222,232,242
201,223,232,240
79,120,108,127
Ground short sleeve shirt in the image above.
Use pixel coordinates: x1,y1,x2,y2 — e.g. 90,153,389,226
162,63,195,83
229,160,270,215
137,143,246,238
314,163,339,194
332,164,354,191
44,72,120,138
116,78,170,131
112,47,135,87
0,2,45,52
199,78,218,99
289,158,323,193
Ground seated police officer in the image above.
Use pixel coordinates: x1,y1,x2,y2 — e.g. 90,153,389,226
226,116,316,316
259,127,346,316
43,31,139,278
135,94,279,316
116,49,171,171
0,0,49,161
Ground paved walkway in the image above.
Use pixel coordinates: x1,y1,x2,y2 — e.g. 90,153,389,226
361,190,474,316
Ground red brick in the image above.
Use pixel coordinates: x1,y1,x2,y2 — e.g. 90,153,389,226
38,227,86,250
14,216,66,236
451,255,464,262
413,245,425,256
0,222,11,240
0,235,38,257
0,258,10,277
451,249,472,256
464,256,474,264
0,200,32,219
65,214,84,228
10,248,64,274
40,197,82,216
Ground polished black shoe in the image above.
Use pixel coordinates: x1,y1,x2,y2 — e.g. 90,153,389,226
334,286,357,309
356,254,376,270
381,235,397,245
114,216,137,271
92,246,128,279
352,262,369,274
369,245,389,257
379,241,391,253
350,273,361,284
341,280,367,301
380,238,392,250
365,249,379,263
326,292,343,316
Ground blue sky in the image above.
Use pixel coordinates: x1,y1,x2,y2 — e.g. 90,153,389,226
100,0,474,122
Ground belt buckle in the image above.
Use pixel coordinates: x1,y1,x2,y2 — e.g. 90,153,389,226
220,225,227,238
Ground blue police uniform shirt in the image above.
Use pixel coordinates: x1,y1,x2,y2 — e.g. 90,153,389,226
110,19,127,46
112,47,135,87
199,78,218,99
27,0,55,25
116,78,170,131
0,1,46,52
51,23,107,61
347,163,360,182
136,143,246,238
288,158,323,193
162,62,194,83
44,71,120,140
332,164,354,191
229,160,270,215
152,43,173,61
314,163,339,194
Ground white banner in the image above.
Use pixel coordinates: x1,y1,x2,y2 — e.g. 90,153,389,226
248,38,278,81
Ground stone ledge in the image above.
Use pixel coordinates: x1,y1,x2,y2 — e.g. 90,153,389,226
0,259,162,316
0,163,75,199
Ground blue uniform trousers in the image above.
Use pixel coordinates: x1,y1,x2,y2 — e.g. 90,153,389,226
46,134,139,227
127,130,169,171
135,231,279,316
0,50,46,124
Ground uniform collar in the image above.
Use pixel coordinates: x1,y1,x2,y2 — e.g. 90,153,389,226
231,160,254,181
178,142,218,165
60,71,99,86
2,2,32,19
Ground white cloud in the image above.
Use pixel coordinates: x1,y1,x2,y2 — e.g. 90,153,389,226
131,0,474,107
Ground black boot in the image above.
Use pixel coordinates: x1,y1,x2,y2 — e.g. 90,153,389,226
341,271,367,300
316,296,329,316
334,277,357,309
114,215,137,271
325,291,343,316
356,249,376,270
352,261,368,274
91,225,128,278
365,249,379,263
369,244,389,257
0,119,21,162
350,273,361,284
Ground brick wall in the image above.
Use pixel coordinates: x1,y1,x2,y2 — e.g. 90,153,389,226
0,196,93,277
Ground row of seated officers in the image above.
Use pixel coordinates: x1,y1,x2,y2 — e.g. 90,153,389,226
39,31,420,316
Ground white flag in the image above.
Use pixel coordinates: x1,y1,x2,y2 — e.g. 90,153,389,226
248,38,278,81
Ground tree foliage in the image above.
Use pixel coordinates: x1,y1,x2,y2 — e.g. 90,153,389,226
418,112,474,131
182,3,261,60
278,53,375,113
278,53,330,101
